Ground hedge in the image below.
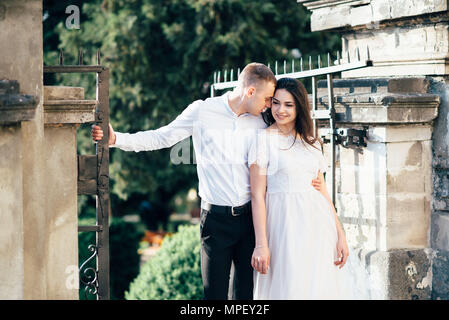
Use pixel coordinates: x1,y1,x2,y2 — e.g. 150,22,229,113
125,224,203,300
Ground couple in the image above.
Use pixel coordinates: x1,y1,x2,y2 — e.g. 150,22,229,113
92,63,364,300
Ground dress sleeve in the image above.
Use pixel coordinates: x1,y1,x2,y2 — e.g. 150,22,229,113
111,100,201,152
248,130,269,169
314,140,328,173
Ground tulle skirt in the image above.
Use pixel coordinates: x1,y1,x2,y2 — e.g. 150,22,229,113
253,189,371,300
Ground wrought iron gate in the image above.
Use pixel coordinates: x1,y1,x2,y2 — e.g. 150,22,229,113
44,50,110,300
210,48,373,205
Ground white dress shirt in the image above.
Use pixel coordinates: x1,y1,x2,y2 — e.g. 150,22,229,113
112,91,268,207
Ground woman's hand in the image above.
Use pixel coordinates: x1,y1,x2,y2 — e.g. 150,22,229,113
311,170,321,191
335,233,349,269
251,246,270,274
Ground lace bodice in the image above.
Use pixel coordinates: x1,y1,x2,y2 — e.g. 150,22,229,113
248,130,327,194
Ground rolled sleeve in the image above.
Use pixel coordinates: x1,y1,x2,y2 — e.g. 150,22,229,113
110,100,202,152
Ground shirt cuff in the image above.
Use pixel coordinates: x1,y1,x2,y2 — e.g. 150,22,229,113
110,131,124,148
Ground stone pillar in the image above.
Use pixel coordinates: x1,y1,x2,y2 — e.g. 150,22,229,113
0,80,38,300
43,86,96,299
317,78,439,299
299,0,449,299
0,0,46,299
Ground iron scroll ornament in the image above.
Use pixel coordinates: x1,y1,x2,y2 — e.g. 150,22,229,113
79,244,99,299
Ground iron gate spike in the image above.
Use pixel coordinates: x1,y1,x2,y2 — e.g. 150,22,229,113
59,49,64,65
78,49,84,65
96,49,101,65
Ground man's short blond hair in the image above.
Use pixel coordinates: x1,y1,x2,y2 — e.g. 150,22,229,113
238,62,276,89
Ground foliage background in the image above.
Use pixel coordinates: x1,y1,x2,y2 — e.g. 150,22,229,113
78,217,144,300
125,224,202,300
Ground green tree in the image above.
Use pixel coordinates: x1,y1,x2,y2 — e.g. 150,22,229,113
44,0,341,225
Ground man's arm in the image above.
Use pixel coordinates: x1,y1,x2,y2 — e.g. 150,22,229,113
92,100,201,152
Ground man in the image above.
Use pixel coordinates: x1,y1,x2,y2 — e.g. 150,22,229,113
92,62,321,300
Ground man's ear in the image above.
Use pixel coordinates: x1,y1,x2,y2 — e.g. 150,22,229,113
246,86,256,97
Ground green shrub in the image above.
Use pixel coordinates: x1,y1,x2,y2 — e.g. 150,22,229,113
78,217,144,300
125,224,203,300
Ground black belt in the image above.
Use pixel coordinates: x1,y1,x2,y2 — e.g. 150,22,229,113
201,200,251,217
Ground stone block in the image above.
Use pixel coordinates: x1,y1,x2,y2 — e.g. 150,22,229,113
431,213,449,251
338,166,387,195
386,168,426,194
355,247,433,299
44,126,79,299
386,194,430,249
337,193,386,222
344,221,377,250
299,0,449,31
44,86,85,101
369,125,433,143
388,78,430,94
43,86,96,125
433,168,449,204
386,248,432,300
341,24,449,77
431,249,449,300
386,141,424,169
0,125,24,299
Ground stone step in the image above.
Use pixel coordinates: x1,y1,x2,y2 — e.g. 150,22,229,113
0,79,20,95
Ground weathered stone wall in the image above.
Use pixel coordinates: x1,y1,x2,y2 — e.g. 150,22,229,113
0,0,46,299
428,77,449,299
0,1,95,300
316,77,438,299
298,0,449,31
0,125,24,299
43,85,96,299
300,0,449,300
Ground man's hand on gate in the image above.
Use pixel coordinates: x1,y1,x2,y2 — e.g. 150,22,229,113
91,123,116,146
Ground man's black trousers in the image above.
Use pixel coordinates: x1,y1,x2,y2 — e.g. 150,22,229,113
200,201,255,300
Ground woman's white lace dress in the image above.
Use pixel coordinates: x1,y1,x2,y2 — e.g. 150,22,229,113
249,130,370,300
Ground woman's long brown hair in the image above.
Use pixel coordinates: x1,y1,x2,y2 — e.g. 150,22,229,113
261,77,321,150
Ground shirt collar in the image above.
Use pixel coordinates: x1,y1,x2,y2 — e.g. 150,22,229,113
222,91,250,118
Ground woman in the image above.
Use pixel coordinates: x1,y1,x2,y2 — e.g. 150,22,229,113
248,77,370,299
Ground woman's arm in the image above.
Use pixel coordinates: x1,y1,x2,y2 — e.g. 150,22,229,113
317,170,349,269
249,163,270,274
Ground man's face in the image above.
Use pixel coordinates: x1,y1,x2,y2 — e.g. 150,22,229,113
246,81,276,116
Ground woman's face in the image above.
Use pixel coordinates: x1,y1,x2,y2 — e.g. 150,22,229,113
271,89,297,126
